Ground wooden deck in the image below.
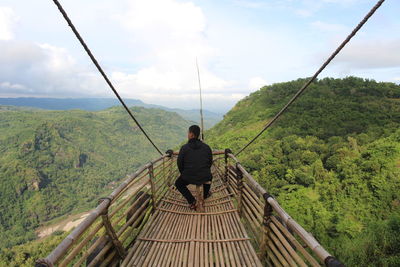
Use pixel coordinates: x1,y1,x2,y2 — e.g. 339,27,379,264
121,174,263,267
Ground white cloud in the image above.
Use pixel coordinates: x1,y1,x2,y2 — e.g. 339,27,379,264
310,21,348,32
249,77,267,90
295,0,364,17
0,1,237,112
295,9,314,18
0,81,26,90
334,39,400,69
1,0,397,112
0,40,106,97
136,92,245,111
37,43,76,72
321,0,361,5
0,6,18,40
111,0,234,103
118,0,205,37
233,1,268,9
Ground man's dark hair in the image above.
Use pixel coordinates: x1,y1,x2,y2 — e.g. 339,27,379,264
189,125,201,139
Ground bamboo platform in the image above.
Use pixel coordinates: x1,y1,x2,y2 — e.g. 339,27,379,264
121,175,263,267
37,151,342,267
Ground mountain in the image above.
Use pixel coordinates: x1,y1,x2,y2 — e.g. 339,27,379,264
0,105,190,248
0,98,223,128
206,77,400,265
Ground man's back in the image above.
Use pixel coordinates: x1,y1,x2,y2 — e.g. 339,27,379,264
177,138,213,185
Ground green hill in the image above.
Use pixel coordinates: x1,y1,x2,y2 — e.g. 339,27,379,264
207,77,400,265
0,106,190,249
0,98,223,128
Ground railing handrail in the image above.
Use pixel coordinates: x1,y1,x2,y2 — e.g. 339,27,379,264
42,154,168,265
171,149,225,156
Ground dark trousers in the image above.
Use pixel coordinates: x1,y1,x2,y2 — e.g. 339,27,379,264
175,176,211,204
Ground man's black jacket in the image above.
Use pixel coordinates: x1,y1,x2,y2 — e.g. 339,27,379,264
177,138,213,185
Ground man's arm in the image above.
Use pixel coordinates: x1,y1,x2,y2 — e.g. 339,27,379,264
207,146,213,168
177,146,185,173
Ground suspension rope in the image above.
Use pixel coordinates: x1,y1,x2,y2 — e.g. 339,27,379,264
51,0,163,155
235,0,385,156
196,58,205,141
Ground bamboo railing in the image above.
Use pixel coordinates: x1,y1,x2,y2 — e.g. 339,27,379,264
36,149,342,267
36,154,179,267
219,151,342,267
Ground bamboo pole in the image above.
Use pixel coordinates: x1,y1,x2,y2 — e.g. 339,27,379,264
196,185,205,212
58,219,104,266
235,163,244,217
224,149,230,183
271,217,320,266
99,198,126,258
259,193,273,261
269,222,308,267
148,163,157,210
42,199,110,265
268,230,298,267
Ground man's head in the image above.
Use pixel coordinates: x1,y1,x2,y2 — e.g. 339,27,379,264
188,125,201,140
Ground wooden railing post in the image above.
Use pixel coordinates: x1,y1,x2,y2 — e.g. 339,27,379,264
148,163,157,209
166,149,174,185
235,163,244,216
163,157,170,187
99,197,126,259
259,193,273,261
224,149,231,183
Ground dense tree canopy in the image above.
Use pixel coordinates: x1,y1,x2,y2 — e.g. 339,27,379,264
0,106,190,249
207,77,400,266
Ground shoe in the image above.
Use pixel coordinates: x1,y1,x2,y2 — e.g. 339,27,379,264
204,192,212,199
189,201,197,211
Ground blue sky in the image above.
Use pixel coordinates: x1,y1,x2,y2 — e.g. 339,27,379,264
0,0,399,113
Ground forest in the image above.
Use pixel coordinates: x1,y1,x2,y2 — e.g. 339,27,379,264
1,77,399,266
207,77,400,266
0,106,190,253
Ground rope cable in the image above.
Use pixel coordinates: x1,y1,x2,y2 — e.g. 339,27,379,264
235,0,386,156
51,0,163,155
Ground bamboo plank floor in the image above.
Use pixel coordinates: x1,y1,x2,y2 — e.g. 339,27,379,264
121,174,263,267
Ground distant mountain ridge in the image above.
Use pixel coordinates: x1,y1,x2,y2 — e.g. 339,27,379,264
0,97,222,129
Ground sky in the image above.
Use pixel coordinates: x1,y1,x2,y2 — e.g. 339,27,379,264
0,0,399,113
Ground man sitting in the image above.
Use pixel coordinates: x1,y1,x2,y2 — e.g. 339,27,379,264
175,125,213,210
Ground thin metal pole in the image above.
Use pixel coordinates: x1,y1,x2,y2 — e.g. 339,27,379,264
196,58,205,141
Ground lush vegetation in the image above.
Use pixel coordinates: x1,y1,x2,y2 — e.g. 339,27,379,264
207,77,400,266
1,77,399,266
0,106,189,251
0,231,68,266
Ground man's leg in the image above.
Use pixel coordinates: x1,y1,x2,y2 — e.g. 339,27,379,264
203,182,211,199
175,176,195,204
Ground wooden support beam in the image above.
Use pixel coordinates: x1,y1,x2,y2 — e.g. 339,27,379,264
99,198,126,259
235,163,244,216
148,163,157,210
224,149,231,183
259,193,273,261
